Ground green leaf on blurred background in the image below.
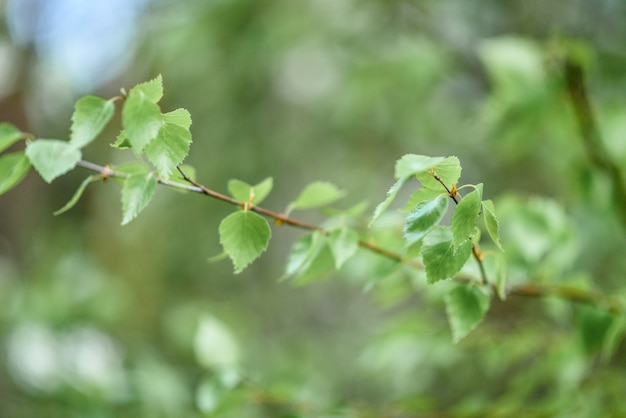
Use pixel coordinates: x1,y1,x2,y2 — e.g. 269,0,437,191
25,139,81,183
370,177,407,227
482,199,503,251
219,210,271,273
451,184,482,247
131,74,164,103
289,181,345,210
416,156,461,191
69,95,115,148
122,83,164,155
0,151,31,195
227,177,273,205
0,122,23,153
422,227,473,283
403,195,448,247
164,108,192,130
121,172,157,225
394,154,445,179
54,175,101,215
145,121,192,180
284,231,335,284
328,227,359,269
403,188,444,211
445,284,491,343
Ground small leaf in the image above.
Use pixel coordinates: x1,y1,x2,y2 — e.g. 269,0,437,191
294,243,335,284
164,108,192,130
422,227,473,284
0,151,31,195
451,184,483,247
328,227,359,269
290,181,344,210
403,195,448,247
394,154,445,179
482,199,503,250
227,177,273,205
122,89,163,155
54,175,101,215
252,177,273,205
111,130,131,149
369,177,407,227
416,156,461,191
69,95,115,148
283,231,334,283
145,121,192,180
0,123,23,153
284,233,321,277
25,139,81,183
132,74,164,103
121,172,157,225
445,284,491,343
219,210,271,273
402,187,443,211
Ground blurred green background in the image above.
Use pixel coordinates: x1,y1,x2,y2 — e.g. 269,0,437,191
1,0,626,416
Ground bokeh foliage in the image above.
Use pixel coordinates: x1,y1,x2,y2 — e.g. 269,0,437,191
1,0,626,416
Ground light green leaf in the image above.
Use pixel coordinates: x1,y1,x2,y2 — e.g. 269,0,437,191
164,108,192,130
283,232,334,284
416,156,461,191
394,154,444,179
25,139,81,183
0,151,31,195
132,74,164,103
145,122,192,180
122,89,163,155
451,184,483,247
0,123,23,153
121,172,157,225
422,227,473,284
290,181,345,210
403,195,448,247
482,199,503,250
328,227,359,269
369,177,407,227
294,243,335,285
227,177,273,205
54,175,101,215
219,210,271,273
402,187,443,211
69,95,115,148
111,130,131,149
445,284,491,343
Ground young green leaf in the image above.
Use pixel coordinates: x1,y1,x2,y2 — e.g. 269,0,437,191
144,122,192,180
112,130,131,149
289,181,344,210
283,231,334,284
445,284,491,343
164,108,192,130
328,227,359,269
0,122,23,153
121,172,157,225
122,89,163,155
54,175,101,215
227,177,273,205
451,184,483,247
0,151,31,196
394,154,445,179
25,139,81,183
422,227,473,284
294,244,335,285
219,210,271,273
416,156,461,191
69,95,115,148
402,187,443,211
131,74,164,103
369,177,407,227
403,195,448,247
482,199,503,250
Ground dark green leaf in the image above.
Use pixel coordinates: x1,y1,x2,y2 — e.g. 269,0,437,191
25,139,81,183
451,184,483,247
219,210,271,273
369,177,407,227
289,181,344,210
0,123,23,153
0,151,31,195
482,199,503,250
121,172,157,225
445,284,491,343
403,196,448,247
394,154,444,179
328,227,359,269
416,156,461,191
69,95,115,148
422,227,473,283
145,122,192,180
54,175,101,215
